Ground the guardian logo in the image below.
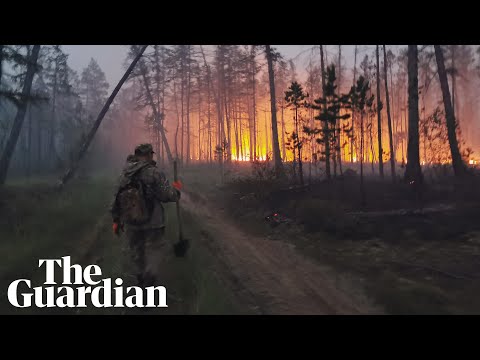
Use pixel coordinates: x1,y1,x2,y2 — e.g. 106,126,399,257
7,256,167,308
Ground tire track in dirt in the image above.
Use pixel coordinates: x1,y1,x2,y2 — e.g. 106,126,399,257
182,192,381,315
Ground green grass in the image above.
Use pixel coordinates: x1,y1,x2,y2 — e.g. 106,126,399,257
0,176,244,315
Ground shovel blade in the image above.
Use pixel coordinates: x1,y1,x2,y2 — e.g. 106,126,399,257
173,238,190,257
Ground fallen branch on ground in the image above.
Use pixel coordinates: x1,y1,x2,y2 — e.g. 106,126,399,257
347,204,456,218
388,259,476,280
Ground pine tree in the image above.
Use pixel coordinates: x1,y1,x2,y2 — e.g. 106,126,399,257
311,65,351,181
349,75,374,206
285,81,308,185
80,58,109,124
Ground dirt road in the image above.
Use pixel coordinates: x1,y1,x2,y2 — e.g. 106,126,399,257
181,192,381,315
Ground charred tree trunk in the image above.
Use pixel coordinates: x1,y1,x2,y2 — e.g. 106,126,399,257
234,100,240,160
180,60,185,164
37,108,42,170
376,45,384,178
295,106,304,185
351,45,358,163
404,45,423,185
0,45,40,185
360,111,365,206
173,81,180,159
434,45,467,177
320,45,330,179
198,75,202,162
265,45,285,178
281,98,286,160
207,81,212,163
337,45,343,175
49,59,59,168
252,57,257,161
383,45,396,181
199,46,214,163
27,102,32,178
186,46,191,165
451,45,456,118
214,46,226,183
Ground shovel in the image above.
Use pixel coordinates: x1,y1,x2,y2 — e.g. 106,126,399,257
173,160,190,257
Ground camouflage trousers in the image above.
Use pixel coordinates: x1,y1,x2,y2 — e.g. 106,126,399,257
125,227,168,287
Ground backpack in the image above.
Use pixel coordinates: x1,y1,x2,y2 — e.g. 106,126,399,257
115,172,152,226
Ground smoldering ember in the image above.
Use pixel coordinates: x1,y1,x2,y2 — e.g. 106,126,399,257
7,257,168,308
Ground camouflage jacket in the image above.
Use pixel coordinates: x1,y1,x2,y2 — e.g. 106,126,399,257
110,157,179,230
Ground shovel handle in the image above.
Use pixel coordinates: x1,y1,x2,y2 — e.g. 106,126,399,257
174,160,178,182
173,160,183,238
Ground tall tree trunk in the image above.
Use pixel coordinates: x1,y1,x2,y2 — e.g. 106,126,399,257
153,46,161,156
224,91,231,162
389,52,397,162
434,45,467,177
214,46,226,183
264,110,269,158
219,49,231,163
383,45,396,181
404,45,423,184
234,99,240,160
370,116,375,173
50,60,59,168
337,45,343,175
173,81,180,159
351,45,358,163
252,57,257,161
27,102,32,178
185,74,191,164
0,45,4,86
360,111,365,206
37,107,42,171
160,49,166,167
198,75,202,162
451,45,456,118
0,45,3,86
186,46,191,165
399,85,405,163
281,97,286,160
238,102,243,160
180,61,185,164
295,106,304,185
207,82,212,163
141,67,173,164
0,45,40,185
265,45,284,178
376,45,384,178
199,46,215,163
320,45,330,179
333,127,337,178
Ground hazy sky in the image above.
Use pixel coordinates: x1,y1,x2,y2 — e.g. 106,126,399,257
62,45,368,90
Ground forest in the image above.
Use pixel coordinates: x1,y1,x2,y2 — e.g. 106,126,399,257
1,45,480,315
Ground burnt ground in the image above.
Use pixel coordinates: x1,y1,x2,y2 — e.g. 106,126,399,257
185,166,480,315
